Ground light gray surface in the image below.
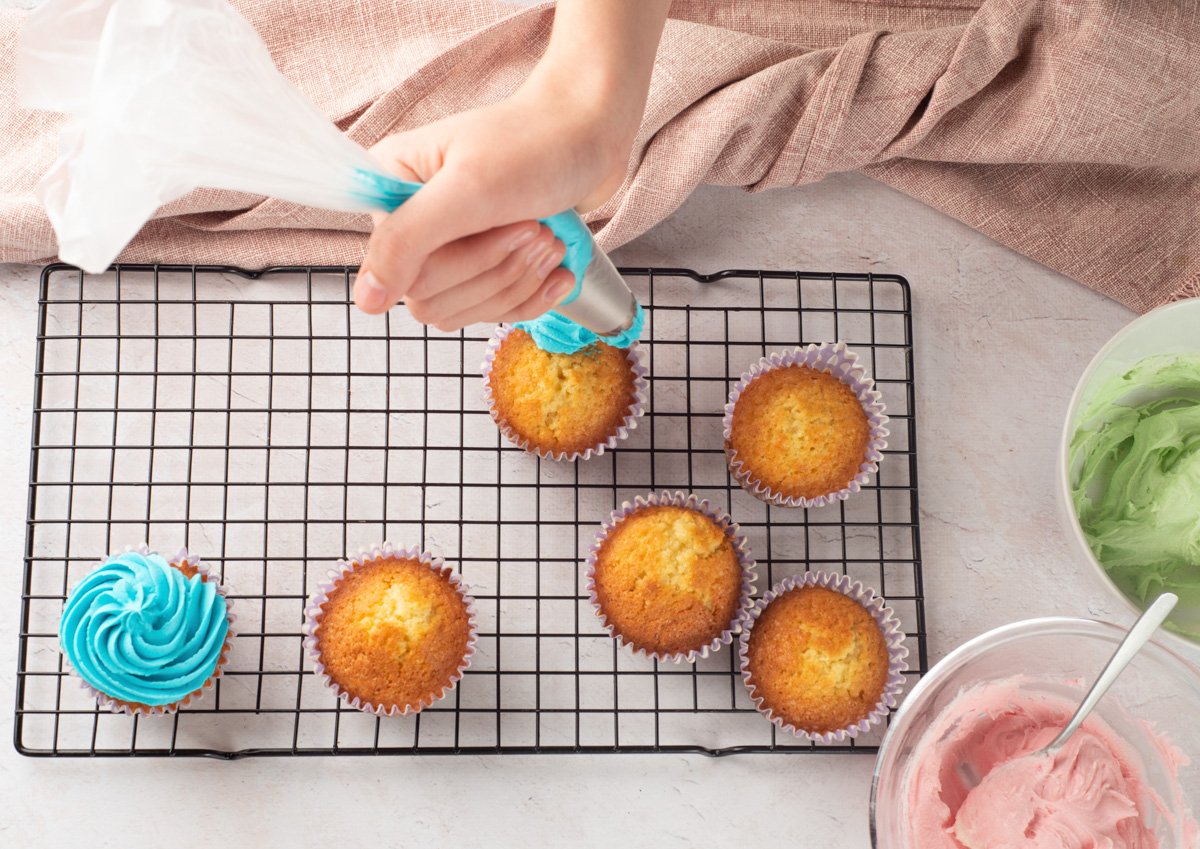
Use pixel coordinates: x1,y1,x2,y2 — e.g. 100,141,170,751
1,174,1192,847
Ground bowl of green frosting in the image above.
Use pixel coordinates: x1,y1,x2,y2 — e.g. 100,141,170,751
1059,297,1200,646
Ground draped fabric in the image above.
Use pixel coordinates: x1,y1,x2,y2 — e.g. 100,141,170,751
1,0,1197,311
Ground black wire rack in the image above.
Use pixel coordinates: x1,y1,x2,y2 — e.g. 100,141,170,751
15,263,925,758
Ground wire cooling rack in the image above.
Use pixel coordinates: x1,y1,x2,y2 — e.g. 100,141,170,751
16,263,925,758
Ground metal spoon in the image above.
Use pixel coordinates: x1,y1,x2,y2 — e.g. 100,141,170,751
958,592,1179,789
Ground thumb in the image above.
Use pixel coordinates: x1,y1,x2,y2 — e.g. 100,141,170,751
355,165,495,314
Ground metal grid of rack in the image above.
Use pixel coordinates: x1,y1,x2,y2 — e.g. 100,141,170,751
16,263,925,758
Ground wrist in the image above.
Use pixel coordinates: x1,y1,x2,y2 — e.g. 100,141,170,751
511,0,669,210
518,59,636,173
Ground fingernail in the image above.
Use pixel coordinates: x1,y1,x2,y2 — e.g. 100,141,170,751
522,239,550,269
544,278,573,304
356,270,388,311
537,245,564,278
509,227,538,252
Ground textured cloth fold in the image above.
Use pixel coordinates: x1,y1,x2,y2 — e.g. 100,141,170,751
1,0,1197,311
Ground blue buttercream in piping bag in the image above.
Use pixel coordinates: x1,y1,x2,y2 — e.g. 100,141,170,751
350,168,595,293
19,0,642,355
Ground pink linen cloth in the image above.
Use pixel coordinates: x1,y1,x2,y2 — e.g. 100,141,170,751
0,0,1197,312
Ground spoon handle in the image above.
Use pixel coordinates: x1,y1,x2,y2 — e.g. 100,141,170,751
1046,592,1179,754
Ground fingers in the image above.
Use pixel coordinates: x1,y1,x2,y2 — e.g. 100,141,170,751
356,166,497,314
408,244,573,333
494,267,577,325
406,221,542,302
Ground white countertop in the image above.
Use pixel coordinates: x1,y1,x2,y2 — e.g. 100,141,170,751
2,174,1194,848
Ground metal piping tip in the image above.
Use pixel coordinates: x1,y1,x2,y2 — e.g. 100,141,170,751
555,248,639,338
595,291,639,338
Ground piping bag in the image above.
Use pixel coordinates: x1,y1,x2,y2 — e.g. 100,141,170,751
17,0,644,354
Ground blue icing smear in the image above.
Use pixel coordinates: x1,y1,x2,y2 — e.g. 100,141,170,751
351,167,641,352
349,168,421,210
516,301,645,354
59,550,229,706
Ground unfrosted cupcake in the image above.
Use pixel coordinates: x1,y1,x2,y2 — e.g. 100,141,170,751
482,325,646,460
59,546,233,715
587,491,755,662
305,545,476,716
725,343,888,507
739,572,907,741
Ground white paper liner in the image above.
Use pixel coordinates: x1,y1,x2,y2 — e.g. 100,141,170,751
481,323,648,462
585,490,757,663
62,544,237,717
723,342,889,508
738,571,909,743
303,543,478,717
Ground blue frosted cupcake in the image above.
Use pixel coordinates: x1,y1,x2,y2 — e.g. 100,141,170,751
59,546,234,715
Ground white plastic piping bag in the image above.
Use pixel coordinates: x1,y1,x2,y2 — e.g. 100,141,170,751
18,0,397,273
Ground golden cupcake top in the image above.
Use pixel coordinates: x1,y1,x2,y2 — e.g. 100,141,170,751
315,557,471,711
729,365,869,500
592,504,742,656
744,585,889,734
487,327,637,455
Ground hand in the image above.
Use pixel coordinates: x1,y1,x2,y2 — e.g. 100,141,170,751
353,0,670,331
354,78,628,331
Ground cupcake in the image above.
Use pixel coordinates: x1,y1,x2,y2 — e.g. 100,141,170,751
587,491,755,662
304,544,476,716
739,572,907,742
482,325,646,461
724,343,888,508
58,546,233,715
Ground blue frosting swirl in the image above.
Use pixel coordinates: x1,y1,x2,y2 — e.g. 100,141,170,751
516,302,645,355
60,551,230,706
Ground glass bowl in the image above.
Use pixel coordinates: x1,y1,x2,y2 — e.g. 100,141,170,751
1057,297,1200,646
870,617,1200,849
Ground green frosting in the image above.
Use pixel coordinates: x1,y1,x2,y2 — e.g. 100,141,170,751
1070,354,1200,637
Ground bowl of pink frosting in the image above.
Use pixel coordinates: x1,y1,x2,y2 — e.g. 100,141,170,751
870,617,1200,849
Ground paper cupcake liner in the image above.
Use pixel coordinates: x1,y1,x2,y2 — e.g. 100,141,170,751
481,323,648,462
738,571,909,743
303,543,477,717
723,342,889,508
64,544,237,717
585,490,757,663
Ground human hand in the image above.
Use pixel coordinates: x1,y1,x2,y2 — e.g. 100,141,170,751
353,0,670,332
354,78,629,331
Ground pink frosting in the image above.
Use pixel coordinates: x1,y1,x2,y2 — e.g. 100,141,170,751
905,681,1194,849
